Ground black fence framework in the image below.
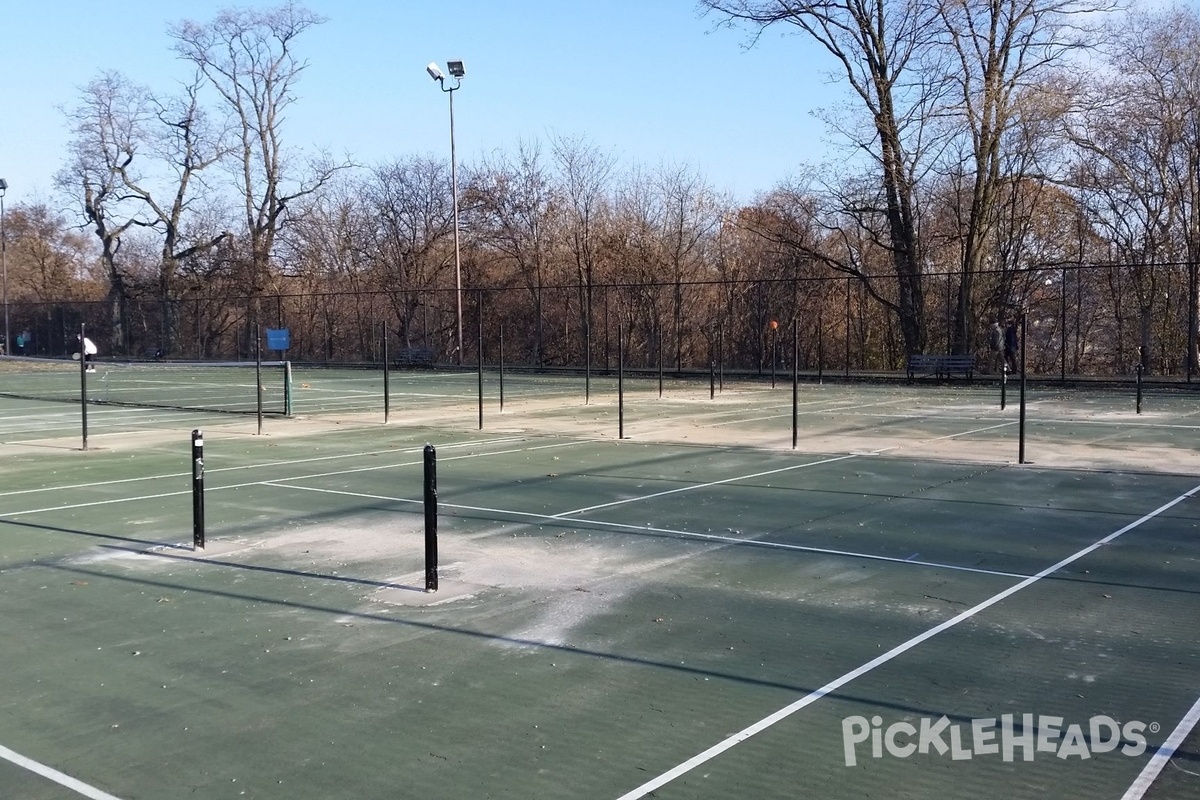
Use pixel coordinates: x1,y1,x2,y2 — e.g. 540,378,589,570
4,264,1197,382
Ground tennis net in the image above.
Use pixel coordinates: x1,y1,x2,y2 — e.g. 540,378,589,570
0,357,292,416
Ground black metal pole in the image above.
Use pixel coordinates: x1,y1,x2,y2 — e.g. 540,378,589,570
771,326,777,388
192,429,205,550
499,324,505,413
658,325,664,399
817,312,824,385
1136,360,1144,415
423,444,438,592
793,321,799,449
709,334,715,400
79,323,89,451
383,322,390,424
718,323,724,393
477,292,484,431
618,322,625,440
1061,264,1067,385
1019,313,1028,464
585,322,591,405
845,278,851,380
255,323,263,436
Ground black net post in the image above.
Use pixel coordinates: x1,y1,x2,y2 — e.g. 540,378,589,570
618,322,625,440
792,321,799,450
79,323,89,451
284,361,293,417
1136,348,1144,414
658,324,664,399
383,322,391,424
477,290,484,431
1019,312,1028,464
585,322,591,405
192,429,205,550
255,323,263,435
700,333,710,402
771,325,777,388
499,324,505,413
718,323,724,393
817,312,824,385
423,444,438,592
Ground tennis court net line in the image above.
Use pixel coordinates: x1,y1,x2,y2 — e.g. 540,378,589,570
0,356,292,416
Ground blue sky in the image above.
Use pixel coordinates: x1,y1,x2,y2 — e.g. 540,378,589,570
1,1,844,208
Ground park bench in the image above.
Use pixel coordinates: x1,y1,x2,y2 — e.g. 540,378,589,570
906,353,975,382
394,347,436,368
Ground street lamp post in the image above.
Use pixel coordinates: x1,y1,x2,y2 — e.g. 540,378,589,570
0,178,8,357
427,60,466,365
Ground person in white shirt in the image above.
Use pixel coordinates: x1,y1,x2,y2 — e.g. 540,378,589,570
78,334,98,373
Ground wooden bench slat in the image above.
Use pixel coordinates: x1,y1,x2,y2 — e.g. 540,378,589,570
394,347,436,368
907,354,975,382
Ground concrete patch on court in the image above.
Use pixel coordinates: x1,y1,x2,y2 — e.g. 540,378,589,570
372,578,487,606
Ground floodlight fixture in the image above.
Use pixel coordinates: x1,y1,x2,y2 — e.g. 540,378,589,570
0,179,7,192
447,60,465,78
427,62,444,82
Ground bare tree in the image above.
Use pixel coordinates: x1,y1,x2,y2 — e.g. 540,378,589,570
170,2,342,318
935,0,1109,355
469,140,556,364
1066,7,1200,372
701,0,942,356
367,156,458,351
58,71,156,351
550,134,617,362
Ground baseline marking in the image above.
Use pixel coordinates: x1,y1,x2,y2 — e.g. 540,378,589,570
0,744,124,800
613,482,1200,800
1121,692,1200,800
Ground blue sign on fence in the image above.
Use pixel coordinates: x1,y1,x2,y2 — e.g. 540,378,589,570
266,328,291,351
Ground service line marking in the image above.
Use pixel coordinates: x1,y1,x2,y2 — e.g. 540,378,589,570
549,454,859,518
612,482,1200,800
0,743,125,800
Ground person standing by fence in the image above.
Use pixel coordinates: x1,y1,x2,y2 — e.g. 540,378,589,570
988,320,1003,373
1004,321,1019,372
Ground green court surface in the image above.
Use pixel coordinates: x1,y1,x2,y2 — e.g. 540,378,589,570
0,368,1198,799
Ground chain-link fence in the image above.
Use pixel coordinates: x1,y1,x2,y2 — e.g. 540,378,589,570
5,265,1197,381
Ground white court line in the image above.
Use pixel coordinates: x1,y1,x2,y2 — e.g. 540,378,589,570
0,436,526,498
929,420,1017,441
613,482,1200,800
0,743,124,800
549,454,859,518
0,440,583,518
262,472,1028,580
1121,692,1200,800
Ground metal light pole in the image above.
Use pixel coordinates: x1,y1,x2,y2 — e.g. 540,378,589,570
0,178,8,356
427,60,466,365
